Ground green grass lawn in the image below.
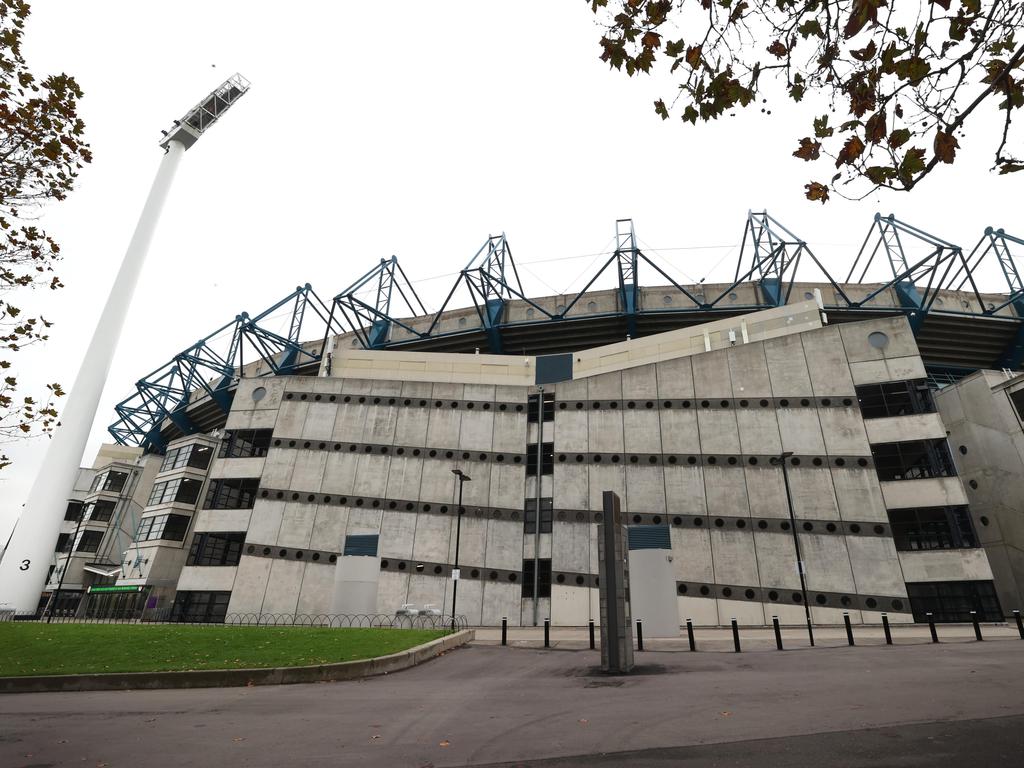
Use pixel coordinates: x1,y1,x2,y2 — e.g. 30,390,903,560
0,623,445,677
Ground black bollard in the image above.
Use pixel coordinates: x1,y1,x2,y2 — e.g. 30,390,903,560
772,615,783,650
686,618,696,651
971,611,983,641
1014,610,1024,640
882,613,893,645
501,616,507,646
544,617,550,648
843,612,855,646
588,619,596,649
731,618,741,653
927,612,939,643
636,619,644,651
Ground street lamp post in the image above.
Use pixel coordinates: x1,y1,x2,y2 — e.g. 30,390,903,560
450,469,471,631
772,451,815,647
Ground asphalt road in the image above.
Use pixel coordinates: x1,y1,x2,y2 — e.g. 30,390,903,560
2,640,1023,767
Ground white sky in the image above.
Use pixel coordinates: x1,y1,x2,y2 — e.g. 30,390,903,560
2,2,1021,542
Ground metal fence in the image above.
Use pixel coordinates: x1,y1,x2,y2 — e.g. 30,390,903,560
9,610,469,631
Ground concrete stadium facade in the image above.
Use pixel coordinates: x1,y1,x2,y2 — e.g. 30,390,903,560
36,295,1010,627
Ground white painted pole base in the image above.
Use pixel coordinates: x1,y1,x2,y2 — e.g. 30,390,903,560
0,140,185,615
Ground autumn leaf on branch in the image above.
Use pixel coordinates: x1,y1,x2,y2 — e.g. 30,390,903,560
588,0,1024,201
0,0,88,466
793,138,821,161
934,130,959,163
805,181,830,203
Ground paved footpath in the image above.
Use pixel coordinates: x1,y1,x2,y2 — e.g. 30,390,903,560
2,637,1023,767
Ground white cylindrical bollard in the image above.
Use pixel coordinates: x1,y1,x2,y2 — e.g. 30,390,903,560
0,140,185,615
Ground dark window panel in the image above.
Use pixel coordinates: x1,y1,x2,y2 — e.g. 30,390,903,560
219,430,274,459
85,500,115,523
136,513,191,542
76,530,103,553
888,506,978,550
170,591,231,623
906,580,1002,622
856,379,935,420
55,533,71,552
527,393,555,424
526,442,555,477
524,498,553,534
871,439,957,481
160,443,215,473
204,478,260,510
1009,388,1024,424
522,558,552,599
90,470,129,494
187,532,246,566
64,501,84,522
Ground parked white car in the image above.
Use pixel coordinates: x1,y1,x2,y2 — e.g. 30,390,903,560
395,604,420,618
420,603,442,617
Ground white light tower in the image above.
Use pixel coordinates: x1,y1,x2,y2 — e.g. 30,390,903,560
0,75,250,615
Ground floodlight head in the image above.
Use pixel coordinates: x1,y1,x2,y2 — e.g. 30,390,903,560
160,73,250,150
451,469,471,482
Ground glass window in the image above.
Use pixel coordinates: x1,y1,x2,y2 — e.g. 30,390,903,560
1009,388,1024,424
147,478,203,507
906,580,1002,622
527,393,555,424
160,444,214,472
219,430,274,459
888,506,977,550
64,501,83,521
55,533,71,552
90,470,128,494
522,558,552,599
83,500,116,523
856,379,935,419
526,443,554,477
204,478,260,510
170,591,231,623
871,439,957,481
524,498,553,534
136,513,191,542
187,533,246,566
75,530,103,553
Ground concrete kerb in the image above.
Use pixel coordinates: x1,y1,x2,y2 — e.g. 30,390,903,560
0,629,474,694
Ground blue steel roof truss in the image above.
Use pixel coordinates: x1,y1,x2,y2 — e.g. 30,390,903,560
111,214,1024,450
108,285,337,452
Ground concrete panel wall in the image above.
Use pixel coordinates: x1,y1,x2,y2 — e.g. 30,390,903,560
205,314,983,627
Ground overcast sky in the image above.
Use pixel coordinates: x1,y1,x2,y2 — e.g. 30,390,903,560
1,2,1020,541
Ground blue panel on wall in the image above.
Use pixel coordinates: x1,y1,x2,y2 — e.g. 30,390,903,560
627,525,670,550
535,353,573,385
343,534,379,557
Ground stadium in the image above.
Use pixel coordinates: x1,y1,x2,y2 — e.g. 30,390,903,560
38,211,1024,627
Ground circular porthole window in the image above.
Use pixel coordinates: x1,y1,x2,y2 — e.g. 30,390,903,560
868,331,889,349
251,386,267,402
804,291,814,300
525,308,535,318
663,295,673,305
587,301,598,312
458,317,467,327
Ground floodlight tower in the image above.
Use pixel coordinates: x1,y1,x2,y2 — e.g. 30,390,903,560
0,75,250,615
